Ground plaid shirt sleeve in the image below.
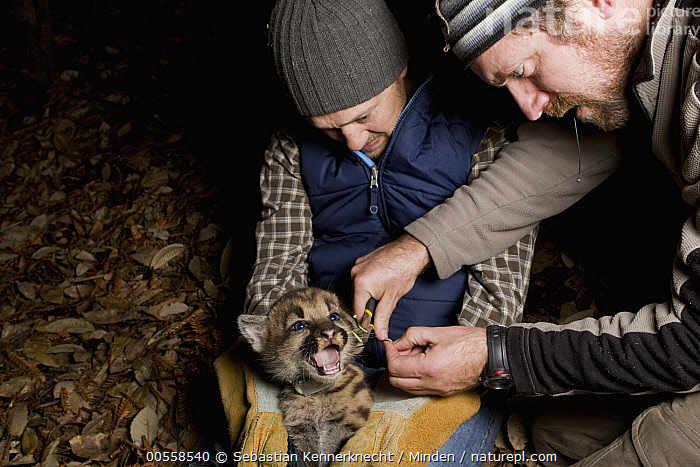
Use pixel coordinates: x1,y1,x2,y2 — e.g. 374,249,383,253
459,122,538,326
244,130,312,315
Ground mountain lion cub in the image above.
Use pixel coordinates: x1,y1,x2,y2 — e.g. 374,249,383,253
237,287,373,463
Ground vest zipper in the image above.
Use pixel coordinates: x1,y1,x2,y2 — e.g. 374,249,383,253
369,165,379,214
350,76,435,219
353,150,380,216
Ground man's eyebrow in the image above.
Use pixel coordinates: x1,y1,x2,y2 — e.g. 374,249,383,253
312,107,373,131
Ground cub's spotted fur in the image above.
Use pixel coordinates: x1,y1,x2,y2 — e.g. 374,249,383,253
237,287,373,464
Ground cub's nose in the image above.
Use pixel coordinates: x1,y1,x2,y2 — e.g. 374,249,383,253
320,328,336,342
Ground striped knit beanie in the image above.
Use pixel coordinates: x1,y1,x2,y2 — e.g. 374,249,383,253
437,0,546,66
268,0,409,116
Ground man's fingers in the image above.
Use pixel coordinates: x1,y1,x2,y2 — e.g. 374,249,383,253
384,338,400,360
352,287,373,324
372,296,397,340
391,326,434,351
385,341,429,378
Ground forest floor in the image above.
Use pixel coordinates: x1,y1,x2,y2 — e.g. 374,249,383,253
0,1,684,466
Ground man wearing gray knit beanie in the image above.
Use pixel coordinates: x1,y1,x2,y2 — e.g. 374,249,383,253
379,0,700,465
237,0,621,461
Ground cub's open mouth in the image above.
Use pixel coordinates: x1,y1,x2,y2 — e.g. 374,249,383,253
311,345,340,375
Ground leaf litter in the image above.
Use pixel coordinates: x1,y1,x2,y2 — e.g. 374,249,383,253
0,4,229,465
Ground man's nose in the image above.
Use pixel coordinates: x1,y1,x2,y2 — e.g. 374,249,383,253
340,125,367,151
507,80,549,121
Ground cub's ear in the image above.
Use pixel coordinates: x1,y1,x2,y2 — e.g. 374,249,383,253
237,314,267,353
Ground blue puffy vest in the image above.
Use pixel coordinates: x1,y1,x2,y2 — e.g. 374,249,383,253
299,76,486,366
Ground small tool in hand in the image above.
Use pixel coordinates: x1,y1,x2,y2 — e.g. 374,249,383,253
352,297,376,343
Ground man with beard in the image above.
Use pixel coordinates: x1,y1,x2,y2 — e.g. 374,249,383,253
379,0,700,465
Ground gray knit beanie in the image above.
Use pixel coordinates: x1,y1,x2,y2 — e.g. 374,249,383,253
268,0,409,116
437,0,546,66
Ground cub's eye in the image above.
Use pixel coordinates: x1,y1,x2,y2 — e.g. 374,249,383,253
291,321,308,331
329,312,340,321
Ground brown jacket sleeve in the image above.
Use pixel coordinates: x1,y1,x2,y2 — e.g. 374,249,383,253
405,119,623,278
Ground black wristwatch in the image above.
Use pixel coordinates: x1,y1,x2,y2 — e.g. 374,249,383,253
482,325,513,390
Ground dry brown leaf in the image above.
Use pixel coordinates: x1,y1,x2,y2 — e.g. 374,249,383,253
188,256,211,281
0,252,19,263
9,402,29,437
0,162,16,183
160,302,189,317
30,214,49,229
89,220,104,237
103,93,130,105
34,133,53,149
0,377,36,398
31,246,62,260
203,279,223,300
53,119,76,150
131,247,156,266
74,250,97,262
63,283,95,299
507,412,529,452
44,318,95,334
39,285,64,305
198,222,220,242
40,438,61,467
130,284,163,306
69,433,113,459
54,381,86,413
558,301,578,322
132,386,158,413
124,337,148,361
130,407,159,448
21,427,39,456
46,344,86,354
22,337,59,367
106,382,133,399
141,168,169,189
219,236,234,283
150,243,186,270
82,308,140,324
75,262,91,276
98,296,131,310
110,335,135,359
117,121,132,138
1,225,34,246
101,162,111,181
493,426,509,452
16,281,37,300
2,139,18,157
134,359,153,385
561,253,575,269
146,295,187,318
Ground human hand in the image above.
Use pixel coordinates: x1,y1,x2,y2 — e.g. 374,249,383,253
351,234,430,340
384,326,488,396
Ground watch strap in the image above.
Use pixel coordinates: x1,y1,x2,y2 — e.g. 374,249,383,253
483,325,513,390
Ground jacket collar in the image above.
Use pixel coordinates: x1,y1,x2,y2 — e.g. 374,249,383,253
633,0,671,86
